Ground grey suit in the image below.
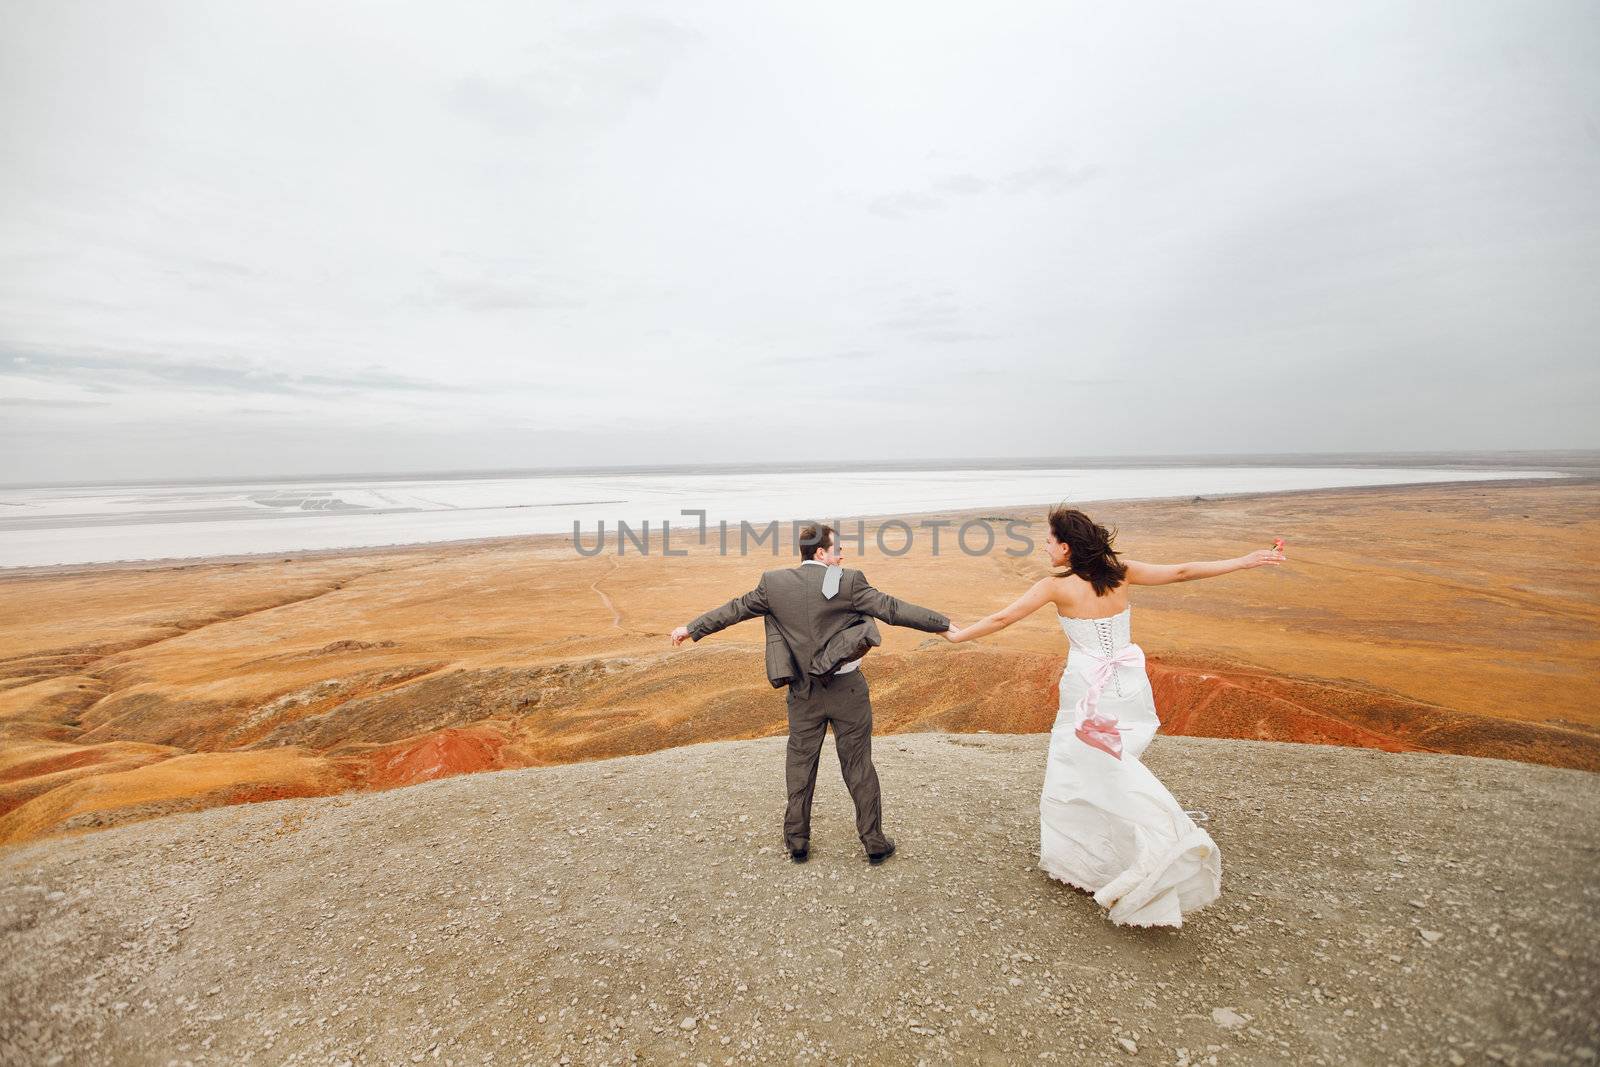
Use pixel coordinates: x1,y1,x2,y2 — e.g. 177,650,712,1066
687,564,950,854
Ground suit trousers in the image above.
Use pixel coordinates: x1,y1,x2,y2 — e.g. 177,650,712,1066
783,669,891,854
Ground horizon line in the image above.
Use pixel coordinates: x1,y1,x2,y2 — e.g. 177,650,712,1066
2,447,1596,492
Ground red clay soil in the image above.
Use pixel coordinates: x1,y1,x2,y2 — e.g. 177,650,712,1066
350,725,518,791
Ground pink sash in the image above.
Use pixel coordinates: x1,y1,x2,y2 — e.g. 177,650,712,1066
1070,643,1145,760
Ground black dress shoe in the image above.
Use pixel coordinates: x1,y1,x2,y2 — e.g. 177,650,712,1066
867,840,896,866
789,847,809,863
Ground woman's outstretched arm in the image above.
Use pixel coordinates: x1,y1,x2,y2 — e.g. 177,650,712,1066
1123,547,1285,586
947,579,1055,643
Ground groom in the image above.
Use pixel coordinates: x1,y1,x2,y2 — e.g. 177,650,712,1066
670,523,957,865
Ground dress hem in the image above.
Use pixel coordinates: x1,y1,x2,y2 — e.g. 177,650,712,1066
1036,862,1185,929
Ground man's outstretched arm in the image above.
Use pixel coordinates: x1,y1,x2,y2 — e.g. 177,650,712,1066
849,570,952,634
670,577,771,646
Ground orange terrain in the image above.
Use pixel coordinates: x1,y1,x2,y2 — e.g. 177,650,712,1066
1,479,1596,846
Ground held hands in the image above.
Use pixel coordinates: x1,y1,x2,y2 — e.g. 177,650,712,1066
942,623,962,643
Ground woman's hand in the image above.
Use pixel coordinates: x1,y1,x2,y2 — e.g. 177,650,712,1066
1238,547,1286,570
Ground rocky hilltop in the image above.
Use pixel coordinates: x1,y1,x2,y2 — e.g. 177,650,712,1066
3,733,1596,1066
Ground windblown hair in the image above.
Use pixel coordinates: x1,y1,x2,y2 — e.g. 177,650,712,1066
795,522,835,561
1047,504,1127,596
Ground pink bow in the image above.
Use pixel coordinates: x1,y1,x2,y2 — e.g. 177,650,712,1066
1071,643,1145,760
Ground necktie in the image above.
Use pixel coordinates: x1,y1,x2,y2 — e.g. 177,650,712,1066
822,564,841,599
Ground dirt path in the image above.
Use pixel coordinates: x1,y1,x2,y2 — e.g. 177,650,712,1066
590,556,625,629
2,734,1596,1066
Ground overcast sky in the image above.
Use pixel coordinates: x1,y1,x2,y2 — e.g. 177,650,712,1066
2,0,1597,483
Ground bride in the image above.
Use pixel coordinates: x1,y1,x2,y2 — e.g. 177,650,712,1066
947,504,1285,927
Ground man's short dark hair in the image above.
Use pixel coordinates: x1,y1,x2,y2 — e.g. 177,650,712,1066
796,522,835,561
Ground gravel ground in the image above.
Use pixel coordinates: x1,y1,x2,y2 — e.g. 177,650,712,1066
2,732,1597,1066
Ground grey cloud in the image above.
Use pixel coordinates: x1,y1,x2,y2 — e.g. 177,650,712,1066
880,292,960,332
866,191,944,219
423,278,584,312
444,15,702,134
878,293,995,343
0,396,111,408
157,255,263,290
868,160,1098,220
417,253,588,312
1,350,480,397
913,329,996,344
570,13,703,52
999,164,1099,194
444,78,550,136
933,173,990,195
766,349,873,366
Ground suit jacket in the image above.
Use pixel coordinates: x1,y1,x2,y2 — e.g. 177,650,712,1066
686,564,950,699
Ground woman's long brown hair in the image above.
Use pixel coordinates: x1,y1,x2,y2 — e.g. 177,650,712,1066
1047,504,1128,595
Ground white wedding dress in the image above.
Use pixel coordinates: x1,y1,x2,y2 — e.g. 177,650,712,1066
1039,607,1221,927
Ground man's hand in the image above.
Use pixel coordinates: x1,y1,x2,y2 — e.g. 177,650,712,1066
670,625,691,646
942,623,962,643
